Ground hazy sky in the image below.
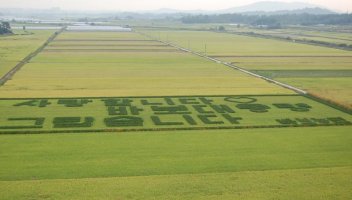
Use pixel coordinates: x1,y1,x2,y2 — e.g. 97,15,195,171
0,0,351,12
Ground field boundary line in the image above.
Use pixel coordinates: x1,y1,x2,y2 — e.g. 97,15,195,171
0,27,66,86
1,123,351,135
0,94,300,100
137,31,307,95
1,166,351,182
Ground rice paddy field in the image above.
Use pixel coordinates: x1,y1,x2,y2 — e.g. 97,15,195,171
141,29,352,108
0,27,351,199
0,31,291,98
0,30,54,77
231,26,352,46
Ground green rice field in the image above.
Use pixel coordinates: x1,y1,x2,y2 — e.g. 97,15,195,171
0,27,351,199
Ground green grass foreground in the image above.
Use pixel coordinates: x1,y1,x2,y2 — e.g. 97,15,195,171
0,126,351,199
1,167,351,199
1,127,351,181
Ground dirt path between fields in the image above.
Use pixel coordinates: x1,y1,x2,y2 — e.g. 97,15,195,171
0,27,66,86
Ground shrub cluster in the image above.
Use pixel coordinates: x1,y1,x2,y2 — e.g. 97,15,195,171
0,22,12,34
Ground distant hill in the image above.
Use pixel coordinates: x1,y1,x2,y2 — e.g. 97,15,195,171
149,8,205,14
0,1,337,20
153,8,183,14
149,1,335,15
240,7,336,15
219,1,321,13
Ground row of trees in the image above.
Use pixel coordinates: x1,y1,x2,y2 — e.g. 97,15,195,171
0,22,12,34
181,14,352,26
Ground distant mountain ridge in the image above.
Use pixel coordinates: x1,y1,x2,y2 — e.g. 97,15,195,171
219,1,321,13
238,7,336,15
0,1,338,18
150,1,336,15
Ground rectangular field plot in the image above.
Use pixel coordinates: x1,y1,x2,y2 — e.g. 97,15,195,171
215,56,352,70
48,41,166,46
55,31,148,40
141,30,351,56
0,52,291,98
251,70,352,78
48,31,177,52
0,30,293,98
45,45,176,50
255,28,352,45
0,95,350,134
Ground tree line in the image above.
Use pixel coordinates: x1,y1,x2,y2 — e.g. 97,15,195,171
181,14,352,26
0,21,12,34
